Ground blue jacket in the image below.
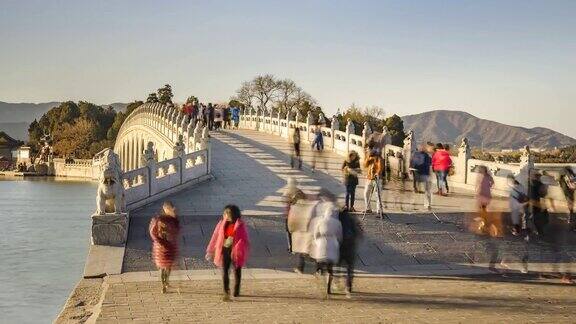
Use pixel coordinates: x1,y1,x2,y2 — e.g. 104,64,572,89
312,131,324,150
410,151,431,176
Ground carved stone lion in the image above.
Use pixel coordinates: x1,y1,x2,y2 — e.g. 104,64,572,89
96,166,126,214
94,149,125,215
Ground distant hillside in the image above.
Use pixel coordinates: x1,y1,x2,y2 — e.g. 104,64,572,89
0,101,62,123
401,110,576,150
0,122,28,140
0,101,129,141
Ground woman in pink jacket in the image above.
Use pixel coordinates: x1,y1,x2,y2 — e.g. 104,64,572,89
206,205,250,301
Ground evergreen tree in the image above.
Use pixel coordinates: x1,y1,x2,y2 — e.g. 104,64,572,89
147,93,159,103
157,84,173,104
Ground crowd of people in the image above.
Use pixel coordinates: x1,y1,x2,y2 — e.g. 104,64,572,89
147,124,575,303
180,101,241,131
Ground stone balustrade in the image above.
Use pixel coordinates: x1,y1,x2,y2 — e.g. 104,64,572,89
120,148,210,210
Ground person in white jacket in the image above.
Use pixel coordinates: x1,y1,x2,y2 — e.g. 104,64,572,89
310,202,342,298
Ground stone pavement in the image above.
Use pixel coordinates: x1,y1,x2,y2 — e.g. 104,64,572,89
123,129,576,273
95,274,576,323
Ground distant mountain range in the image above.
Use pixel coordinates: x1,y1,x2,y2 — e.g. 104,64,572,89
0,101,128,140
401,110,576,150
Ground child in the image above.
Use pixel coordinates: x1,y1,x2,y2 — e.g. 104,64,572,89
149,201,180,293
206,205,250,301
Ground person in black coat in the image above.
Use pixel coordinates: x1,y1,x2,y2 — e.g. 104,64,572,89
338,209,362,298
342,151,361,212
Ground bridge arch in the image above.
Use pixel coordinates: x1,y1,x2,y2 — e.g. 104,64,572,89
114,102,199,171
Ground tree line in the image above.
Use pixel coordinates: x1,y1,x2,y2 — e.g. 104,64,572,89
27,76,409,158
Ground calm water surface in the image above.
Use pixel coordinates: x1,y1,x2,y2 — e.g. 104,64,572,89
0,178,96,323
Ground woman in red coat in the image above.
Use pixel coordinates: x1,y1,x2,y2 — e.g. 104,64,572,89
206,205,250,301
149,201,180,293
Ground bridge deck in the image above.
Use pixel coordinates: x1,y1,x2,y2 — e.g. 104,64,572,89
122,129,576,274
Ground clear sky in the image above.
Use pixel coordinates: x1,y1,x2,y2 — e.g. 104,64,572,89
1,0,575,137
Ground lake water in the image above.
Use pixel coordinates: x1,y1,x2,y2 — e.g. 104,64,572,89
0,178,96,323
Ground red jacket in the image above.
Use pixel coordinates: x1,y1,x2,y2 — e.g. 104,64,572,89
206,219,250,268
432,150,452,171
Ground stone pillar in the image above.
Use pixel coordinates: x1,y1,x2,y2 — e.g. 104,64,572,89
276,112,282,136
201,126,211,172
142,141,157,194
517,145,534,189
186,121,194,153
174,134,185,158
457,137,471,184
330,115,340,151
362,121,372,148
306,111,313,142
403,130,416,178
345,119,355,155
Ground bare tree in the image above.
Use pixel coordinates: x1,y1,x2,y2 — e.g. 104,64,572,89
252,74,279,111
276,79,314,116
232,74,319,118
234,81,256,109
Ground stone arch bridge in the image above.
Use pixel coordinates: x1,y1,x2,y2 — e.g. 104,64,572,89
114,102,206,171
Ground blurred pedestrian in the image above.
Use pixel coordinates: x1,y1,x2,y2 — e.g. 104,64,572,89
149,201,180,293
410,144,432,210
559,167,576,230
206,205,250,301
207,103,214,130
291,127,302,169
214,104,223,130
443,144,452,193
283,178,306,252
223,106,231,129
529,172,549,236
231,106,240,129
476,165,494,213
507,175,528,236
311,125,325,171
310,203,342,298
338,209,361,298
390,151,407,209
342,150,361,211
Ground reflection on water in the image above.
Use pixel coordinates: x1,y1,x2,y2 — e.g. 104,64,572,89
0,178,96,323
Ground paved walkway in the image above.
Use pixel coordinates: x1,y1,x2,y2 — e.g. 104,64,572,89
95,274,576,323
123,129,576,273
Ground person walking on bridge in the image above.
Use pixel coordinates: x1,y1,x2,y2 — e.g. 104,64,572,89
231,106,240,129
559,167,576,231
311,125,325,171
432,143,452,196
206,205,250,301
410,145,432,210
291,127,302,169
149,201,180,294
342,150,361,212
363,143,385,214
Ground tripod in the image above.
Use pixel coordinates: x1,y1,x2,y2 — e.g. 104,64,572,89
362,175,385,221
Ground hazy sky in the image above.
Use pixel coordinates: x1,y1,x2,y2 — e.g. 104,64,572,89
1,0,575,137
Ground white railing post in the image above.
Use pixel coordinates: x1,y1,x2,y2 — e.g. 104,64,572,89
345,118,355,156
331,116,339,153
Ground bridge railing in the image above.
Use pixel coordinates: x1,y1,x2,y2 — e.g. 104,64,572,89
120,147,210,210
